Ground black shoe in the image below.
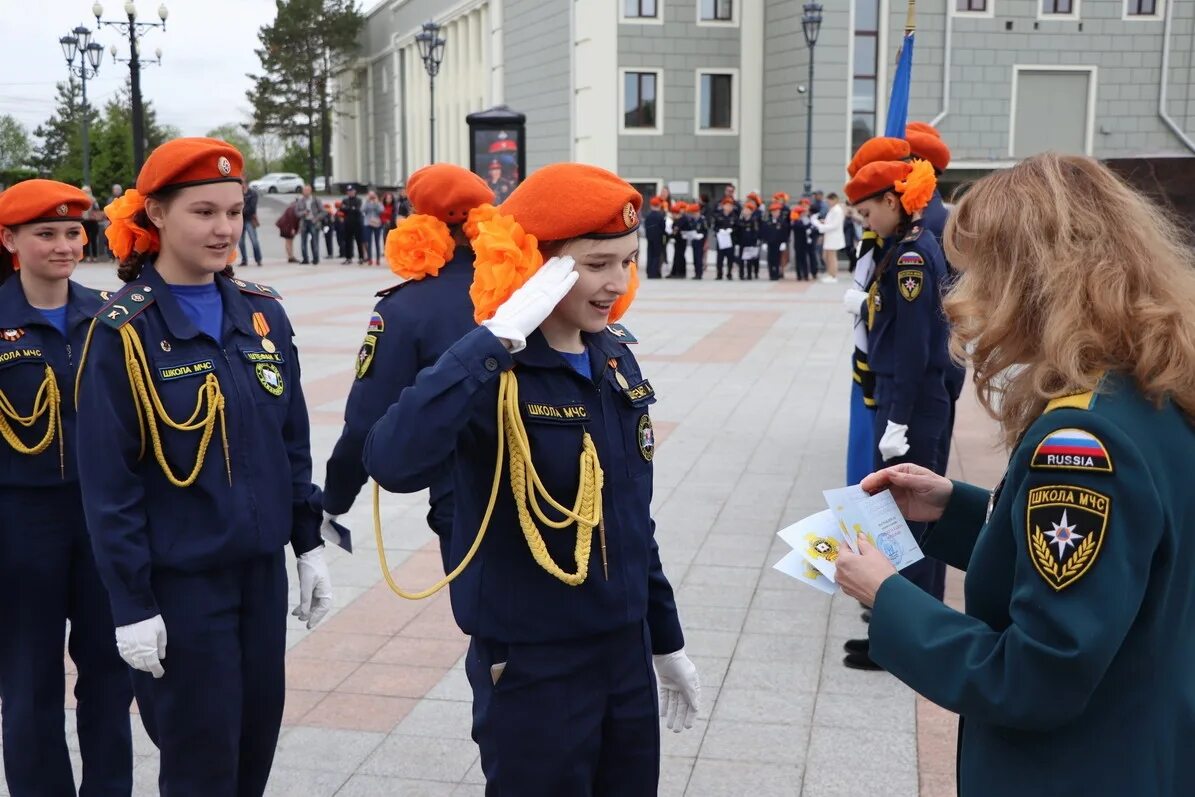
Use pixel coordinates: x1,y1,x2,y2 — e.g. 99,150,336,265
256,262,263,267
239,261,248,267
843,638,869,655
312,260,319,265
843,651,884,671
861,609,872,623
301,259,309,264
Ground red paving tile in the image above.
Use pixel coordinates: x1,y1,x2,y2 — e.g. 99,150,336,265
337,662,448,699
289,630,391,663
299,692,419,733
371,637,469,668
285,657,360,692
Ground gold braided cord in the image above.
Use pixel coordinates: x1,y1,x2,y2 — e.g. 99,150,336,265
0,363,64,475
73,319,98,410
376,369,604,600
118,324,230,487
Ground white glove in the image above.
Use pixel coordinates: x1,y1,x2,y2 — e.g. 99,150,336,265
481,256,578,353
320,511,342,547
654,649,701,732
879,420,911,461
294,547,333,630
115,615,168,679
842,287,869,316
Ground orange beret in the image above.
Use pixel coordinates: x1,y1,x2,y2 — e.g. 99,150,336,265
649,195,663,208
905,123,951,173
406,163,495,225
0,180,91,227
500,163,641,240
136,137,243,195
720,197,735,206
685,202,701,213
744,200,758,211
845,160,913,205
847,137,912,179
747,192,762,203
768,201,783,212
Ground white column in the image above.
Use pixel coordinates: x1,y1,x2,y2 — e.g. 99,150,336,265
739,0,764,192
571,0,618,170
489,0,504,106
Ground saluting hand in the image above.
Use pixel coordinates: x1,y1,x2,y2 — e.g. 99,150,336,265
861,463,953,523
482,256,579,353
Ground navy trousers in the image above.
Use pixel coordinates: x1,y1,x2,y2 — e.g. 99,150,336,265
669,240,686,277
0,485,133,797
690,241,705,278
132,551,287,797
466,622,660,796
646,242,663,278
872,375,950,601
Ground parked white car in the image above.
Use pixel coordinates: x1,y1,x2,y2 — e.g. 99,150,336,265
249,172,304,194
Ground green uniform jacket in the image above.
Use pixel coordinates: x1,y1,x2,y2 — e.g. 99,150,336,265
870,374,1195,796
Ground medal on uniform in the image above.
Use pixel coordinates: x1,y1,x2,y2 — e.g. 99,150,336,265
160,340,172,352
261,337,276,354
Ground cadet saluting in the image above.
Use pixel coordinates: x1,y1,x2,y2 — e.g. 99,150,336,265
836,153,1195,796
75,138,333,795
322,163,493,554
365,164,699,795
0,181,133,796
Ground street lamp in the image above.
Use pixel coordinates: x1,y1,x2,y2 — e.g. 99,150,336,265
59,25,104,189
801,2,823,196
414,21,446,164
93,2,168,174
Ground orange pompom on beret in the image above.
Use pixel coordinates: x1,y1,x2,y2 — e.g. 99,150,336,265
847,137,912,179
904,122,951,173
845,159,937,214
649,195,664,208
0,180,92,227
406,163,494,225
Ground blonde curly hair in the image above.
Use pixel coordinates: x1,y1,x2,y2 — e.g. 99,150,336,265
943,152,1195,448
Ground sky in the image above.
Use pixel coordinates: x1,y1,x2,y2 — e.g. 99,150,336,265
0,0,281,139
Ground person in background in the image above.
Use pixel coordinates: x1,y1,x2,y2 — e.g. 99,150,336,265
643,195,667,279
323,201,336,258
813,192,845,283
738,199,761,280
687,202,707,280
668,201,688,279
105,184,124,261
772,192,792,276
296,184,324,266
713,197,738,280
842,204,861,273
239,178,263,268
0,179,134,797
341,185,365,264
790,204,815,282
380,191,397,233
761,201,787,281
275,196,300,263
334,200,347,260
361,190,384,266
81,185,102,263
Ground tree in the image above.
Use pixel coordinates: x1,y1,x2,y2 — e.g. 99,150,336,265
0,115,32,171
247,0,363,185
88,81,177,194
30,78,95,183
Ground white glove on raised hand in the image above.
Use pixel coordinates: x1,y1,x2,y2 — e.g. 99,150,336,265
320,511,343,547
879,420,911,461
842,287,869,316
294,547,333,630
654,649,701,733
115,614,168,678
481,256,578,353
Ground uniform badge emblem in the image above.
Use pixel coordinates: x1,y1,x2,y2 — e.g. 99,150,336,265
367,312,385,334
1031,428,1112,474
356,334,377,380
1,328,24,342
623,202,638,229
805,534,840,564
160,340,172,353
99,290,111,301
255,362,285,396
261,338,276,354
637,414,655,462
217,156,232,176
131,293,145,303
897,269,923,302
56,204,68,216
1026,485,1110,591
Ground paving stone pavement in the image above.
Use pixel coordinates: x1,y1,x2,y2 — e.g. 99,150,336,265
0,248,1007,796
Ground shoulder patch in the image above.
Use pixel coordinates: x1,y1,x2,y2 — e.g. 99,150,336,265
230,278,283,300
896,252,924,267
1026,485,1110,591
375,282,412,299
96,284,157,329
897,268,924,302
367,311,385,334
605,323,638,344
1031,428,1113,474
901,224,923,243
355,334,377,379
1044,391,1096,413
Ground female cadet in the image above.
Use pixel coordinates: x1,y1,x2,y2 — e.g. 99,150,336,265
841,155,951,669
836,153,1195,797
75,138,333,796
364,164,699,796
0,181,133,796
322,163,493,553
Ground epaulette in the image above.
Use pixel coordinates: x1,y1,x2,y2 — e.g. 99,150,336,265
605,323,638,344
375,281,413,299
901,224,923,243
1044,391,1096,413
96,283,156,329
228,277,283,300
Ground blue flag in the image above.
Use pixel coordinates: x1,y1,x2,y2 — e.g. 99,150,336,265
884,31,915,137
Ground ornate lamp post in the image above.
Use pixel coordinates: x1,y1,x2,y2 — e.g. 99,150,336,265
59,26,104,188
801,2,824,195
414,21,446,164
93,2,168,173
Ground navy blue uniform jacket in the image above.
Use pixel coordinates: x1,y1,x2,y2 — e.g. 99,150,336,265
323,246,477,525
76,264,323,626
363,325,685,654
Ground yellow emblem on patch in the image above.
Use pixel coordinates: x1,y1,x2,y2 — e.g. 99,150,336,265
1026,485,1110,591
255,362,285,396
638,414,655,462
355,334,377,380
805,534,840,564
897,269,924,302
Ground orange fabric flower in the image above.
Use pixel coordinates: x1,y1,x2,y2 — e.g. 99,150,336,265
104,189,159,262
469,211,543,324
608,260,639,324
896,159,937,215
464,203,500,242
384,214,455,281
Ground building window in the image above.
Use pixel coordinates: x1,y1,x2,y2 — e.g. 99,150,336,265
699,0,733,22
629,181,661,206
698,72,734,131
1125,0,1158,14
852,0,880,156
624,71,659,130
624,0,658,17
1041,0,1074,12
956,0,988,11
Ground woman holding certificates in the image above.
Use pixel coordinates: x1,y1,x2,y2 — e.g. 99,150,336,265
835,153,1195,797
